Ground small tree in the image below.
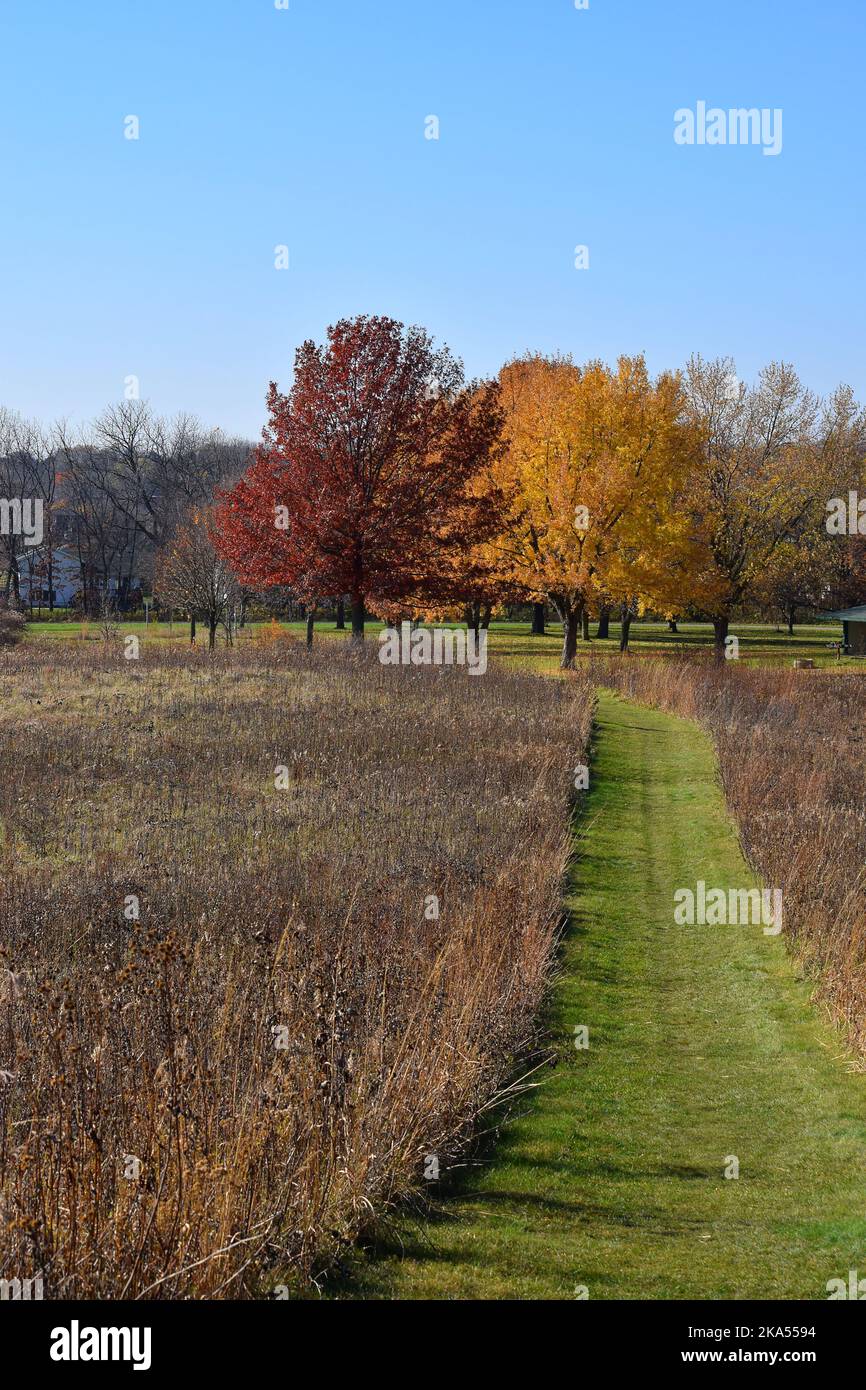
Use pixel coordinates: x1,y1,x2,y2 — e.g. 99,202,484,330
0,599,25,649
154,510,240,650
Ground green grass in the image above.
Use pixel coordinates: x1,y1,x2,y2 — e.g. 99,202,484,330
327,693,866,1299
480,619,852,673
22,615,856,670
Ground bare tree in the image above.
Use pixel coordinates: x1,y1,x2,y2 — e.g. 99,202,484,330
682,357,824,659
0,410,57,604
54,420,135,614
51,406,253,610
154,509,240,649
91,402,250,553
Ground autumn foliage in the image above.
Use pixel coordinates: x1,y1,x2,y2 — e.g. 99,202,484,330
495,354,698,664
215,316,507,639
212,315,866,666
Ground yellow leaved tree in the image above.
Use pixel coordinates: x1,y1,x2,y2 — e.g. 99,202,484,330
497,353,698,665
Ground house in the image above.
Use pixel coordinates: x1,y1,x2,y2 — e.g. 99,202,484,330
15,545,81,608
824,605,866,656
14,545,142,611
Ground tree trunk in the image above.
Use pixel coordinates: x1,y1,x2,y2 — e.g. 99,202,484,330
531,601,546,636
481,603,492,631
335,597,346,630
667,618,678,633
787,606,795,637
619,603,632,652
469,601,481,640
208,617,217,651
350,594,365,645
713,615,729,664
597,606,610,639
190,613,197,645
581,609,591,641
306,610,315,648
559,606,579,669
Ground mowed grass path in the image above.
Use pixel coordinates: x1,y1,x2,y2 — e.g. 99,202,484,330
333,693,866,1299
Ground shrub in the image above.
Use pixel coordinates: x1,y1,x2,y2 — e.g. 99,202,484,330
0,602,25,648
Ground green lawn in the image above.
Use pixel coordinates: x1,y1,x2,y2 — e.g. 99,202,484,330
22,615,856,670
327,693,866,1299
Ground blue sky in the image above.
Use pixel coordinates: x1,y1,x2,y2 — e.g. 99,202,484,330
2,0,864,438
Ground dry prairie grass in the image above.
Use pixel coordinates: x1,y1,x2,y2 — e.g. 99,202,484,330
0,638,592,1298
595,654,866,1058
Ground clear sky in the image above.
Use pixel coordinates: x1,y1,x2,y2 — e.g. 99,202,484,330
2,0,864,439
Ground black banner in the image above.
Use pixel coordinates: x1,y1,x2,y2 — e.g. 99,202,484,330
2,1298,860,1375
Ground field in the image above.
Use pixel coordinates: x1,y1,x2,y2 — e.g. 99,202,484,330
4,622,866,1303
0,636,592,1298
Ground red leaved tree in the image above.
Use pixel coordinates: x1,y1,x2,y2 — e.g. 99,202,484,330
214,315,505,641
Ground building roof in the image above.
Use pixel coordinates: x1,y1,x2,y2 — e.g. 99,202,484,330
824,606,866,622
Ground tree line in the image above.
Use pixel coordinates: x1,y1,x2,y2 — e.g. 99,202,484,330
5,315,866,662
0,402,250,614
213,315,866,664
